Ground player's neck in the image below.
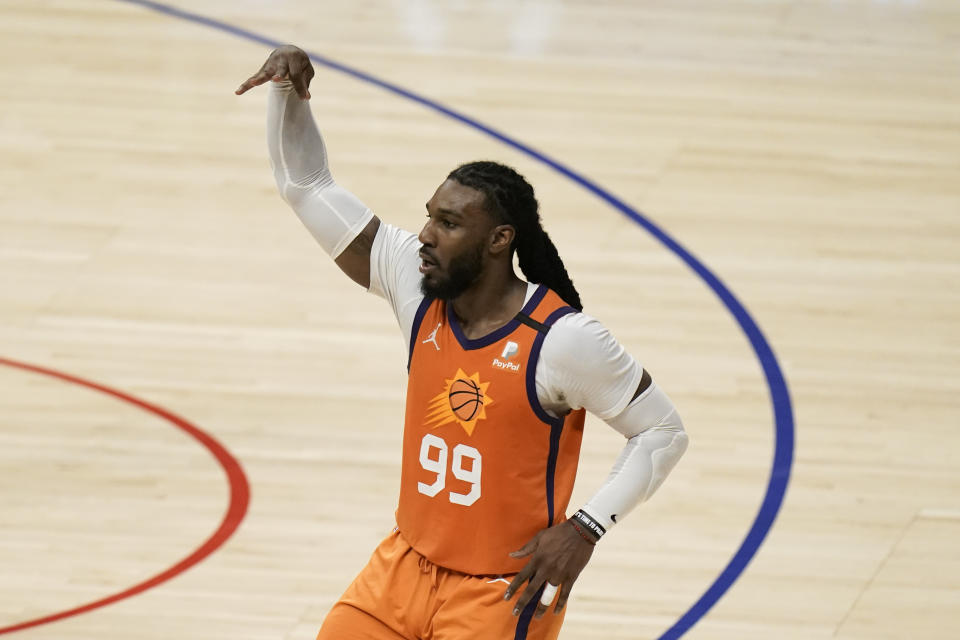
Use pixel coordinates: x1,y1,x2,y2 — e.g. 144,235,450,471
450,271,527,340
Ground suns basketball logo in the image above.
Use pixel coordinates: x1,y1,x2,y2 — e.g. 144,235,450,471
423,368,494,436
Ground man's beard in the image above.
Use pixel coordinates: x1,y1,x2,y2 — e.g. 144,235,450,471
420,243,484,300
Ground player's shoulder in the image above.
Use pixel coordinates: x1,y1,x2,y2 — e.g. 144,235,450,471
549,309,607,339
542,310,627,365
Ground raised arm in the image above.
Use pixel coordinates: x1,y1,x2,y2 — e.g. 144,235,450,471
236,45,380,287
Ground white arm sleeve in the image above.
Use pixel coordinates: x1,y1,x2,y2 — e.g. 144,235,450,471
267,81,374,258
580,383,688,531
536,315,687,532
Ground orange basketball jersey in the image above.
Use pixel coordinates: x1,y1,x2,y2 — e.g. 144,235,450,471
397,285,586,575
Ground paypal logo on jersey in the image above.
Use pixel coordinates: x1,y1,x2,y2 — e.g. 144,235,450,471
492,341,521,372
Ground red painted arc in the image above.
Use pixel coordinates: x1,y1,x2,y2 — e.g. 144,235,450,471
0,356,250,635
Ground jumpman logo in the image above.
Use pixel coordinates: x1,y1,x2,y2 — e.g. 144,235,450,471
422,322,441,351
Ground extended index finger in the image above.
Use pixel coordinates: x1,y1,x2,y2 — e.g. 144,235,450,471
235,69,272,95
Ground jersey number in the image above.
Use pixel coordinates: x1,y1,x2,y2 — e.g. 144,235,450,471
417,433,481,506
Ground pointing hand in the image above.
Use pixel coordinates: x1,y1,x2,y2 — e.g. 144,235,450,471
235,44,314,99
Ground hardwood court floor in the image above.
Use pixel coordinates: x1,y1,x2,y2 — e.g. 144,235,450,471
1,1,958,638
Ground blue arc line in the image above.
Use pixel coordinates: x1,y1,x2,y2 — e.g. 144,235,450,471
116,1,795,637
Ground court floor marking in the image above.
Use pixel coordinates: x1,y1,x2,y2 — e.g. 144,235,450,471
0,357,250,636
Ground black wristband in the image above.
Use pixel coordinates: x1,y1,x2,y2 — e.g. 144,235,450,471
570,509,606,540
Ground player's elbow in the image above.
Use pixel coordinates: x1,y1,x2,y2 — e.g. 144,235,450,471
663,409,689,459
635,421,688,502
672,425,689,460
277,172,330,208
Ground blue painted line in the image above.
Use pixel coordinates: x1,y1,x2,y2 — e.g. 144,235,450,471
116,1,795,636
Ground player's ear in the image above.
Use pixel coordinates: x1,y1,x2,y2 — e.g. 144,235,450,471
489,224,516,255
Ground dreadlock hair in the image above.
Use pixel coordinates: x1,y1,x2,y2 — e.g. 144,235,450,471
447,161,583,311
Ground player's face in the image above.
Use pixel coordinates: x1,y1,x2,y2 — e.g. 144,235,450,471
418,180,494,300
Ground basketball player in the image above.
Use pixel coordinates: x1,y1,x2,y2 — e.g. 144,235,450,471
237,45,688,640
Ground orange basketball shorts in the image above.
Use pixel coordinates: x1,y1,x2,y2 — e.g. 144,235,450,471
316,527,565,640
